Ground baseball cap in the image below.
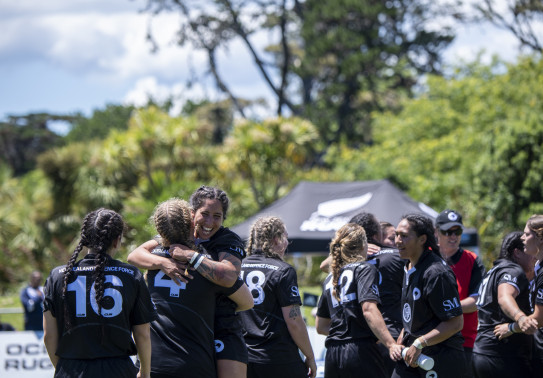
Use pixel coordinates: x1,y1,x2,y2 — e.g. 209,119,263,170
435,209,464,230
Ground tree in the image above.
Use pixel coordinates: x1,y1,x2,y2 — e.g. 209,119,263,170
325,55,543,266
218,117,321,209
300,0,456,144
475,0,543,52
0,113,72,176
65,104,135,143
142,0,458,145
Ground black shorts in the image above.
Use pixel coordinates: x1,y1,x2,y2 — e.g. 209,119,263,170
215,331,248,363
247,361,307,378
55,356,137,378
325,339,387,378
215,312,248,363
392,345,467,378
472,352,532,378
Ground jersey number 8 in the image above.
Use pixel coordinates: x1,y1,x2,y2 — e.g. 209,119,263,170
241,271,266,305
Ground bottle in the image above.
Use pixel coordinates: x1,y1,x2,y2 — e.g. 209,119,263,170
401,348,435,371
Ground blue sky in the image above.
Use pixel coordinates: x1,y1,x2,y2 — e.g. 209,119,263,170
0,0,524,131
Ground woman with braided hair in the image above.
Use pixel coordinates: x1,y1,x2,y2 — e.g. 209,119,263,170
315,223,402,378
239,216,317,378
128,186,251,378
132,198,252,378
43,208,157,378
392,213,467,378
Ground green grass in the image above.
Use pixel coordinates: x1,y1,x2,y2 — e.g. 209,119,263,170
0,292,24,331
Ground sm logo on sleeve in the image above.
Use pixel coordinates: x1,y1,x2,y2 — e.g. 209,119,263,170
443,298,460,311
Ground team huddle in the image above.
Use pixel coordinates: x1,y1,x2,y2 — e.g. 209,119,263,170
41,185,543,378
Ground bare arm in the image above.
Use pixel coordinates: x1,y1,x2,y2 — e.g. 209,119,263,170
494,283,539,339
170,244,241,287
281,304,317,378
497,282,538,333
228,284,254,312
461,296,478,314
315,316,331,336
404,315,463,367
43,311,59,367
133,323,151,378
362,301,402,361
127,240,190,285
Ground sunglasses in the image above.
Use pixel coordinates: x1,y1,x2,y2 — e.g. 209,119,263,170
440,228,462,236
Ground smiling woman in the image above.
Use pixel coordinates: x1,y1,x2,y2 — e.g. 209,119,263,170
393,214,467,378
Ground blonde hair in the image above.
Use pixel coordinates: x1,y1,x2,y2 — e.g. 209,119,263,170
329,223,367,301
152,198,195,249
246,216,286,259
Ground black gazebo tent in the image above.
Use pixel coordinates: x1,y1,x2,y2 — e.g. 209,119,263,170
231,180,445,254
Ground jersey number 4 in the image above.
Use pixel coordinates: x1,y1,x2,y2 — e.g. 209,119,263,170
68,275,123,318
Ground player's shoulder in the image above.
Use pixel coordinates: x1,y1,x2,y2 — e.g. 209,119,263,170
209,227,246,257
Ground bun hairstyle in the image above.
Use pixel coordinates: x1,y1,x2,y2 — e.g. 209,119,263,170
152,198,195,249
62,208,124,331
246,216,286,259
190,185,230,220
329,223,367,301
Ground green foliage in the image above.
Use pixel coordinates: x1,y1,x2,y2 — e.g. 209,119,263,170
65,104,135,143
3,55,543,290
325,55,543,266
0,113,68,176
217,117,322,209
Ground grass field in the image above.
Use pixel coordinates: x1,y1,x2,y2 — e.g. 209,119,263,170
0,292,24,331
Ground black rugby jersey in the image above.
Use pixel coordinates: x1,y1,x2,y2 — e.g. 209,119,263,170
43,254,157,359
239,252,303,364
401,250,464,350
473,258,532,360
147,246,238,377
199,226,246,261
197,227,246,346
534,262,543,361
317,261,381,346
368,248,404,336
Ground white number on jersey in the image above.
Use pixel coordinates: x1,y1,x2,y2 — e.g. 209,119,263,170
67,275,124,318
325,270,357,308
154,271,186,297
476,266,496,307
241,270,266,305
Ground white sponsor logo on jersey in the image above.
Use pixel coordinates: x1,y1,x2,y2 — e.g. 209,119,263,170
413,287,421,300
538,288,543,300
291,286,300,297
443,298,460,311
503,274,517,283
371,284,379,296
403,303,412,323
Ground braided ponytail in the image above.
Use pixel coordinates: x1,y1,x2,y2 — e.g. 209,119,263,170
329,223,367,301
246,217,287,259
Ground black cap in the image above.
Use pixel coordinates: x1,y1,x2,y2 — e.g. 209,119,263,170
435,209,464,230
